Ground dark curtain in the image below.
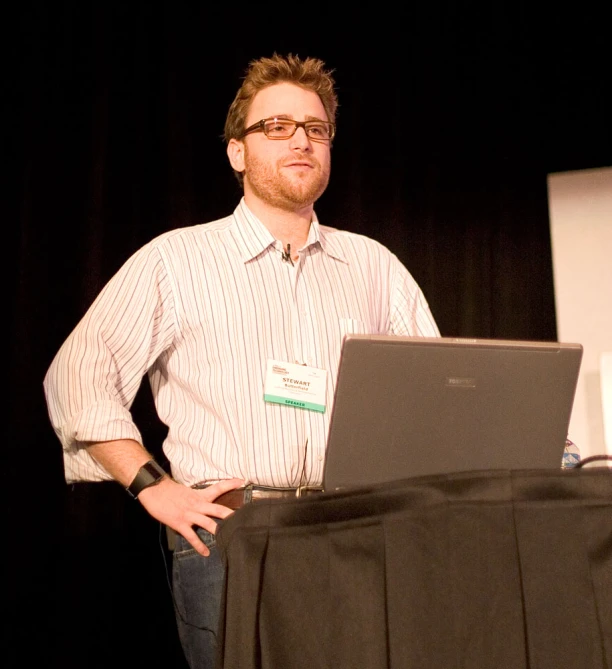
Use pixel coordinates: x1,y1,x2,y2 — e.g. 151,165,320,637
7,4,610,668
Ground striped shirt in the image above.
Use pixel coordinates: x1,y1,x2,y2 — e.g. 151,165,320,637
43,199,440,487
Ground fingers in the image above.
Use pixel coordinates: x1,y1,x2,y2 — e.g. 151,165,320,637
207,503,235,521
180,504,234,554
180,526,211,557
211,478,245,495
190,499,236,522
157,479,248,555
196,478,244,514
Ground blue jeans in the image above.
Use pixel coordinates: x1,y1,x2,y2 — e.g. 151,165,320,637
172,527,225,669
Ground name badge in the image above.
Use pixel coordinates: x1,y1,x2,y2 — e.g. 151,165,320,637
264,360,328,413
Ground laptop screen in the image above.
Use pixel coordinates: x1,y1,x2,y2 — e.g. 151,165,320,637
322,335,583,491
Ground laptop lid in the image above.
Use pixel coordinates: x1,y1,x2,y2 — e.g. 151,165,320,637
322,335,583,491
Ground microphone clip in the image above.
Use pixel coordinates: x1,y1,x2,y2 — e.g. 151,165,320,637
282,243,294,266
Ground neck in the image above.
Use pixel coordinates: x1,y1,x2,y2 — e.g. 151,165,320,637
243,193,312,252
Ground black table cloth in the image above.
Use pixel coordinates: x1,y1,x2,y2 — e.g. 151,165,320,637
215,467,612,669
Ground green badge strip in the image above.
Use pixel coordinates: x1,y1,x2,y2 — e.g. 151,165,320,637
264,394,326,413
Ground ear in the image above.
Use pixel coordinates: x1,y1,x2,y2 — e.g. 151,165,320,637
227,138,245,174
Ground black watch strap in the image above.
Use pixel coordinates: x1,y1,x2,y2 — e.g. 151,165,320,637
127,460,167,499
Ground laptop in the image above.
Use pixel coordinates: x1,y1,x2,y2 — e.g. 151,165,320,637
322,335,583,491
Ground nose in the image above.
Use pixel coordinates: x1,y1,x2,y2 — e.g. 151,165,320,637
288,125,311,150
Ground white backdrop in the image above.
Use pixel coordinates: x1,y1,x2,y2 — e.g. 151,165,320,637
547,166,612,459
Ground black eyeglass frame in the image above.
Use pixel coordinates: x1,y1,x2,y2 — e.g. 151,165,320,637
238,117,336,142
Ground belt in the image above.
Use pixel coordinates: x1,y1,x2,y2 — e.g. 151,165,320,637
193,484,324,510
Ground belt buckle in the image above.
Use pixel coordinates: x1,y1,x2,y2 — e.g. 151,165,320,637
296,485,321,497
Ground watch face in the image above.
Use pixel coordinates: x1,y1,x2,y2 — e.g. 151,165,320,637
128,460,166,498
142,461,166,480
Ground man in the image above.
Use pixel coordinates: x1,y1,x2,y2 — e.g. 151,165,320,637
44,53,440,667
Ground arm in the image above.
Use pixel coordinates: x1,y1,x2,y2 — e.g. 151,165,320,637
389,257,441,337
44,240,243,555
43,242,177,478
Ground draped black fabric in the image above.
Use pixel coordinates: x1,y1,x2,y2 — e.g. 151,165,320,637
216,468,612,669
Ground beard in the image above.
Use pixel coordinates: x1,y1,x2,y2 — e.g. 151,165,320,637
243,148,331,211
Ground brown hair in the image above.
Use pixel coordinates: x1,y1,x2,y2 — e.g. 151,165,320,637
224,53,338,144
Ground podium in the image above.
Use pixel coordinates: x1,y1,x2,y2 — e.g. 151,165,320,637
215,467,612,669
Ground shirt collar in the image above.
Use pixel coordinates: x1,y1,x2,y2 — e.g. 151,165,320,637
315,220,349,264
231,199,276,262
231,197,348,264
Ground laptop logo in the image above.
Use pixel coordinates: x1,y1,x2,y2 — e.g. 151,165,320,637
445,376,477,388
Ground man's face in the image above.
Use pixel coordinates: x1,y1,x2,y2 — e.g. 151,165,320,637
236,82,332,212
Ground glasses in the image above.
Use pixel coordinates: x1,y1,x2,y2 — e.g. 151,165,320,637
239,117,336,142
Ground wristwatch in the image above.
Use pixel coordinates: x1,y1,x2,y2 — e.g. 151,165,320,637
127,460,167,499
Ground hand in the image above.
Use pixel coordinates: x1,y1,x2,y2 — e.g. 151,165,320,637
138,477,244,556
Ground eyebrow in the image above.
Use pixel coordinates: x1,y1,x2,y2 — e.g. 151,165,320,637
266,114,328,122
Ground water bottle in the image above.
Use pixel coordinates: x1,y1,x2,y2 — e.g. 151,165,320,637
561,437,581,468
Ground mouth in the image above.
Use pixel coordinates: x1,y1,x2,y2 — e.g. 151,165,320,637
284,161,314,169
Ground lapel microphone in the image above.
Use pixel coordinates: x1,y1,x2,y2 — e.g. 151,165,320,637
282,244,294,265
